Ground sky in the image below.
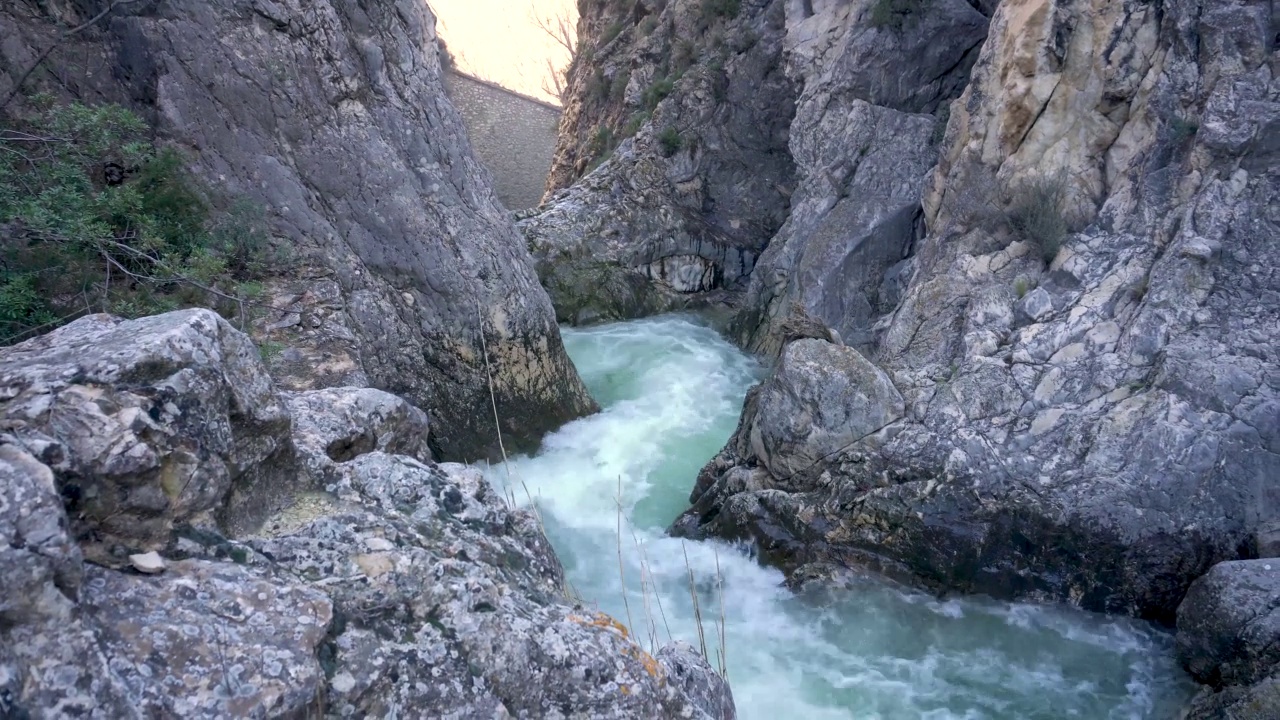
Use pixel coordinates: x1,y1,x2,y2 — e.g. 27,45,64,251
431,0,578,105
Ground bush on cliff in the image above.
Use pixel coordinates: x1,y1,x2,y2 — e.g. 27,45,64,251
0,100,280,345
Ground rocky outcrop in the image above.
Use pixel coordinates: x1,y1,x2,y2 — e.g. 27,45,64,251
0,0,595,461
733,0,988,353
1177,560,1280,719
0,310,735,719
675,0,1279,625
518,0,796,324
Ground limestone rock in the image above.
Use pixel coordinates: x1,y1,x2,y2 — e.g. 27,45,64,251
748,339,904,479
0,0,596,462
127,551,165,574
0,310,294,564
0,444,81,628
1178,560,1280,688
285,387,433,488
676,0,1279,626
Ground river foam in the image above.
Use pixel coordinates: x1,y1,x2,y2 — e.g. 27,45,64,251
489,315,1194,719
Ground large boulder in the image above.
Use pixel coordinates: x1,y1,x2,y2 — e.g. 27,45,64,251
0,310,294,564
1178,561,1280,687
0,0,596,462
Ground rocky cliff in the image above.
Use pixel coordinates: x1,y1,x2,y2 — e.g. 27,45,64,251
0,0,595,462
518,0,797,324
540,0,1277,707
0,310,734,718
675,0,1278,626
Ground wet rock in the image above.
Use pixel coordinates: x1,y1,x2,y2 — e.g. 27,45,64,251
1178,560,1280,687
0,310,295,564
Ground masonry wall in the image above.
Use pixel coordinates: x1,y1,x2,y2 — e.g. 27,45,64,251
445,71,561,210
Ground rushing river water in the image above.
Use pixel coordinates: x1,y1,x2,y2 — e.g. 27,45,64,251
490,315,1195,719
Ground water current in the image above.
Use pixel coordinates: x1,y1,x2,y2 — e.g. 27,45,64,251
490,315,1195,719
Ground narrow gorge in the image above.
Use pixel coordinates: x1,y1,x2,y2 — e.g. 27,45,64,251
1,0,1276,718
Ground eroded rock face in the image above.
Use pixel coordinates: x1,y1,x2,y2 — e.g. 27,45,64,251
676,0,1279,624
519,0,796,324
0,0,596,461
734,0,989,353
0,311,734,719
0,310,294,564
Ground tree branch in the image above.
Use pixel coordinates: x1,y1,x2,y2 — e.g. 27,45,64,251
1,0,145,111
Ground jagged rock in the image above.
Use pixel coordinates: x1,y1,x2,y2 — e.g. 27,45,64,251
0,310,294,564
285,387,433,488
0,0,596,462
733,0,988,353
0,443,81,628
251,452,735,719
748,339,904,478
0,308,733,718
519,0,796,324
676,0,1280,626
1178,561,1280,688
1182,677,1280,720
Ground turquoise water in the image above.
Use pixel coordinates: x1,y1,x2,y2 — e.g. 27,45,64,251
490,315,1195,719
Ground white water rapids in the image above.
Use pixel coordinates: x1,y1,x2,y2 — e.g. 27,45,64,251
489,315,1195,719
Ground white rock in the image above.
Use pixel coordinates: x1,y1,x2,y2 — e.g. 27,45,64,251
129,551,167,574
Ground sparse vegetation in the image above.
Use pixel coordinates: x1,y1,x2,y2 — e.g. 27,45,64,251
601,21,626,45
1006,174,1070,265
590,124,617,158
1170,115,1199,144
622,112,650,137
869,0,930,30
610,70,632,102
638,16,659,36
701,0,742,21
0,101,280,344
658,127,683,157
643,77,676,110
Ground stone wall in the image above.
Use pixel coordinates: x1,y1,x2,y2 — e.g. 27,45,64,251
445,71,561,210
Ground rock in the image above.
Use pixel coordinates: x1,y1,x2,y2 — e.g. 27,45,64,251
0,308,735,718
1177,560,1280,688
127,551,165,574
519,0,796,324
733,0,988,353
0,443,81,628
748,339,904,479
252,451,735,719
1182,677,1280,720
285,387,434,488
0,0,596,462
0,310,295,564
675,0,1280,625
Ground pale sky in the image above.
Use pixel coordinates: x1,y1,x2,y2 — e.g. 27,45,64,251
432,0,578,105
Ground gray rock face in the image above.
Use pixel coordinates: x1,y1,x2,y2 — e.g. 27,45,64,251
0,0,596,462
676,0,1280,626
0,311,734,719
734,0,989,354
0,310,294,564
1178,561,1280,687
519,0,796,324
747,339,904,479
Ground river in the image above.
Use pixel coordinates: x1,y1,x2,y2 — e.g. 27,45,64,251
490,314,1194,719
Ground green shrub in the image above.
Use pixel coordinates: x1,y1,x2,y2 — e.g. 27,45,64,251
0,102,277,345
622,112,649,137
638,16,659,36
610,70,631,102
1170,115,1199,144
643,77,675,110
589,125,616,157
701,0,741,21
869,0,930,30
601,21,625,45
658,127,683,157
1005,174,1069,265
